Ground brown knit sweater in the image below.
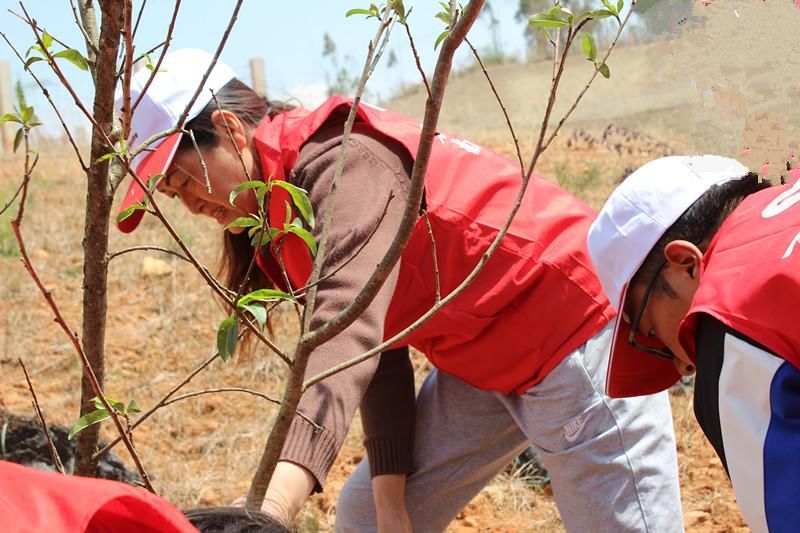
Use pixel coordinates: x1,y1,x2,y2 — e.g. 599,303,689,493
277,122,417,491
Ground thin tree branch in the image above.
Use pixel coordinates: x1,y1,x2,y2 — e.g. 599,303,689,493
541,3,637,152
17,4,110,142
120,1,133,141
107,245,189,262
0,32,88,171
19,358,65,474
464,36,525,174
10,127,155,493
293,193,394,295
0,178,25,217
304,5,637,390
187,129,212,193
8,9,77,51
130,0,181,114
131,0,149,41
161,388,321,429
299,8,396,337
74,0,100,73
421,211,441,303
400,21,430,98
94,351,220,460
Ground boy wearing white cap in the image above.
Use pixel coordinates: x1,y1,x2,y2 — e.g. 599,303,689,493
587,156,800,533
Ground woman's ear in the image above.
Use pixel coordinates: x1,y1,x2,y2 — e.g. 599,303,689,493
663,240,703,281
210,110,249,151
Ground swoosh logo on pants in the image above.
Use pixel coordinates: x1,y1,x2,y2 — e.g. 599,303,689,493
564,414,589,443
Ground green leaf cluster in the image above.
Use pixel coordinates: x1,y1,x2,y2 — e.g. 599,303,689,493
0,81,42,153
346,3,382,19
227,179,317,257
434,2,460,50
215,177,315,361
69,396,141,440
580,33,611,78
115,171,161,225
527,1,620,80
25,31,89,71
216,289,297,361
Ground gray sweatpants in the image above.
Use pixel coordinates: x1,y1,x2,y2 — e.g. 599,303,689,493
336,324,683,532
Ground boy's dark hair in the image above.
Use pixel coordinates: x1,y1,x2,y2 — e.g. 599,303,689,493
183,506,293,533
632,172,771,293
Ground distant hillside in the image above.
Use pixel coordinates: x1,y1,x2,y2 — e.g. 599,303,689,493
385,1,800,171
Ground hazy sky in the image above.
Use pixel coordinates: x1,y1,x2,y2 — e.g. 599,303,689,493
0,1,534,133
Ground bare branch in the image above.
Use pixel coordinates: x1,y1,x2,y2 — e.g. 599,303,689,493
94,351,220,460
107,245,189,262
294,192,394,295
464,36,525,174
187,129,211,193
0,177,25,217
300,8,397,336
401,22,430,98
68,0,98,65
130,0,181,115
74,0,100,70
421,211,441,303
120,1,133,141
10,127,155,492
131,0,149,41
19,358,65,474
172,1,243,135
161,388,321,429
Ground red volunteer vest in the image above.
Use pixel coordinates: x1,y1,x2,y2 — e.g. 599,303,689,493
680,170,800,367
254,96,613,393
0,461,197,532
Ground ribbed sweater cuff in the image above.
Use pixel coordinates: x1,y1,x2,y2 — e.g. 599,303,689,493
279,415,338,492
364,436,415,478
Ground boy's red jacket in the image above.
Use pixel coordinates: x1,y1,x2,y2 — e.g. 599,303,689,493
680,170,800,365
0,460,197,532
255,97,613,394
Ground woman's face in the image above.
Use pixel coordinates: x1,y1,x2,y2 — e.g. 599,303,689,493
159,110,260,233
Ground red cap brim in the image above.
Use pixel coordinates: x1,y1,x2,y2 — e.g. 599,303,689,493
606,287,682,398
117,132,183,233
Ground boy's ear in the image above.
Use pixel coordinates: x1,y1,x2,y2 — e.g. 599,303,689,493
210,110,248,150
663,240,702,280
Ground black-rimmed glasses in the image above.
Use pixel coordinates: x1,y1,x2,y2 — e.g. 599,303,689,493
628,258,675,361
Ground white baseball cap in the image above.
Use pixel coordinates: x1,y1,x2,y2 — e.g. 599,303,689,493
116,48,236,232
587,155,749,398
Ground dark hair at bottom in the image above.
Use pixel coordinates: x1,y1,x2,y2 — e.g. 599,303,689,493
183,506,293,533
632,172,771,292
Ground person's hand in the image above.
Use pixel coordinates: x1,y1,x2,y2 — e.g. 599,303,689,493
229,461,316,524
373,474,412,533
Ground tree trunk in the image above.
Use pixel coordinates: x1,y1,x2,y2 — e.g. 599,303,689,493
74,0,124,478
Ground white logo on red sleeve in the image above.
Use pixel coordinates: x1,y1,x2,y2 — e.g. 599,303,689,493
783,231,800,259
762,178,800,218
